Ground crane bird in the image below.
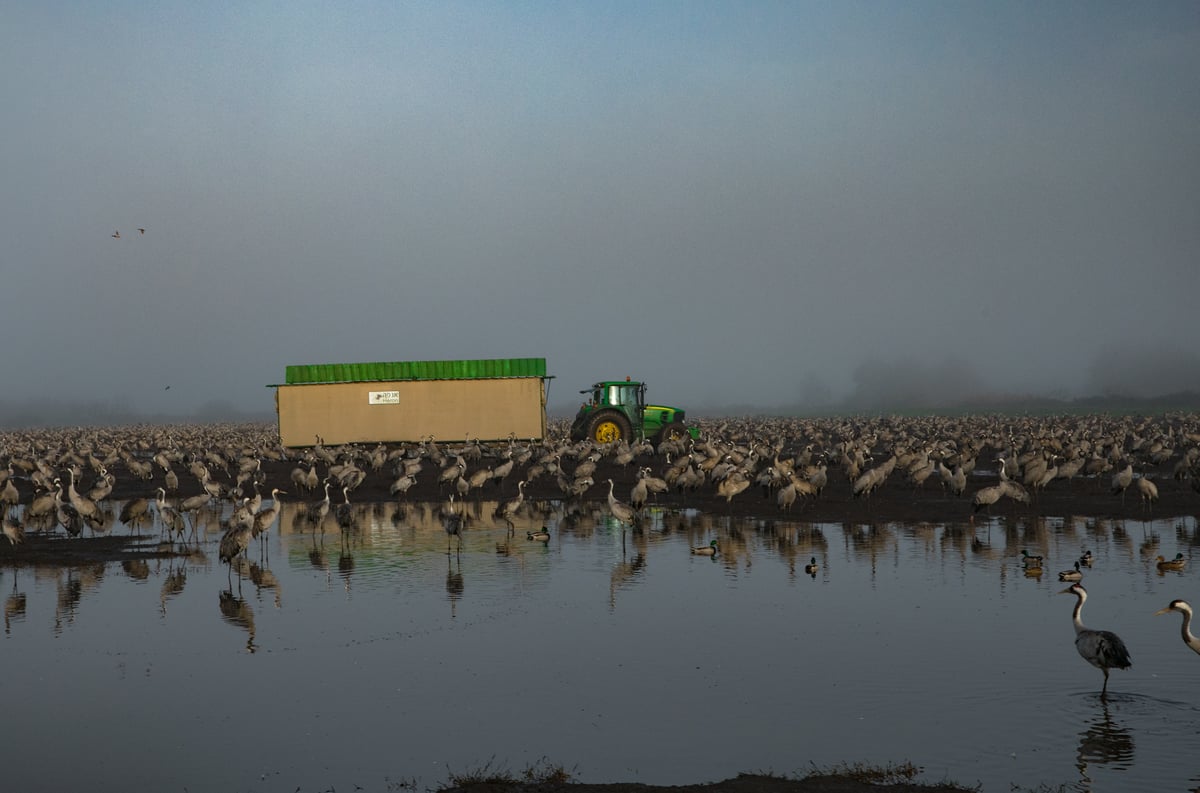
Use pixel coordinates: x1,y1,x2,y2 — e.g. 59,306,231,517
605,479,636,528
1136,475,1158,512
1060,583,1132,697
335,486,356,532
252,488,285,549
1110,463,1134,503
495,480,527,528
154,487,186,541
441,495,464,555
219,522,253,585
1154,600,1200,655
306,480,333,531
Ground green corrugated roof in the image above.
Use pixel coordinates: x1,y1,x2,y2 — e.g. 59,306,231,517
283,357,547,385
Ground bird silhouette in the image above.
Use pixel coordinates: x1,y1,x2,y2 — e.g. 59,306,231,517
138,228,145,235
111,230,120,239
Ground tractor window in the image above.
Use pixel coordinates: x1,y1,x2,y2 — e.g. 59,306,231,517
609,385,639,407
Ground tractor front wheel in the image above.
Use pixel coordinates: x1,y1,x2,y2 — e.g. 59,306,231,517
656,423,690,447
587,411,631,444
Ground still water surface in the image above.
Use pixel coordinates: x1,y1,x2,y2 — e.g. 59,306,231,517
3,500,1199,792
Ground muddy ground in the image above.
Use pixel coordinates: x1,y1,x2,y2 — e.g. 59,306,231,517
434,772,976,793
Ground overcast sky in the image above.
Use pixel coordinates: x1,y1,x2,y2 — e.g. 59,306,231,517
3,1,1197,417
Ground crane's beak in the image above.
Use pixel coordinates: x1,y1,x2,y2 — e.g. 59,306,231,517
1153,607,1171,616
1058,586,1076,595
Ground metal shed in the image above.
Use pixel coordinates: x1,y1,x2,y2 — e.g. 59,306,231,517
269,357,550,447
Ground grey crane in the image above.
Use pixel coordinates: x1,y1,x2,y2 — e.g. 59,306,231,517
219,522,254,586
441,495,464,555
1060,583,1132,697
1136,475,1158,513
629,477,649,512
389,473,417,498
54,486,83,538
1154,600,1200,655
335,486,356,532
252,488,285,550
154,487,186,541
495,480,527,528
1110,462,1134,503
307,480,333,531
605,478,636,528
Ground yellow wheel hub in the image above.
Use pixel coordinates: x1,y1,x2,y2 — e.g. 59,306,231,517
594,421,621,443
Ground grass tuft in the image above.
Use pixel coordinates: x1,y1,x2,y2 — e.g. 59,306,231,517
803,760,923,785
439,756,575,791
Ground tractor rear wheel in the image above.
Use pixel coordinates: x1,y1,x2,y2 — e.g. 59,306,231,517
587,411,631,444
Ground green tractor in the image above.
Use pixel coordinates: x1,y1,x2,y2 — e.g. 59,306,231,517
569,378,697,445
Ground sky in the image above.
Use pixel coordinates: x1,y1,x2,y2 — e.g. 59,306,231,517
3,1,1198,419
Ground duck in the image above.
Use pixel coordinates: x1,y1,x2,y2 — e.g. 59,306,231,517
1078,550,1094,567
1058,561,1083,582
1156,553,1187,572
804,556,819,575
691,539,719,556
526,527,551,543
1020,549,1044,567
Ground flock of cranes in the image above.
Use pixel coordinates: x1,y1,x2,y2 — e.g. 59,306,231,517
1,414,1199,679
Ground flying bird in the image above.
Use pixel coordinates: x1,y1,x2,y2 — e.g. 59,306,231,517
112,230,120,239
138,228,145,234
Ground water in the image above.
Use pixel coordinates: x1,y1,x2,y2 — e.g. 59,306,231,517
3,501,1199,792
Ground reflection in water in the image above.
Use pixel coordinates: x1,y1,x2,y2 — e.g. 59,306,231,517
122,558,150,581
249,562,282,608
219,589,256,653
159,561,187,616
5,571,26,634
1076,700,1135,786
446,554,464,618
308,532,329,571
338,546,355,593
609,552,646,610
53,564,104,633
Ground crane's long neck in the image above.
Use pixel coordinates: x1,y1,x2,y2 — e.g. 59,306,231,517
1180,606,1197,648
1072,593,1087,635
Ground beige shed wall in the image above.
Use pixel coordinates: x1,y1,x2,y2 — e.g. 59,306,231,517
275,378,546,447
